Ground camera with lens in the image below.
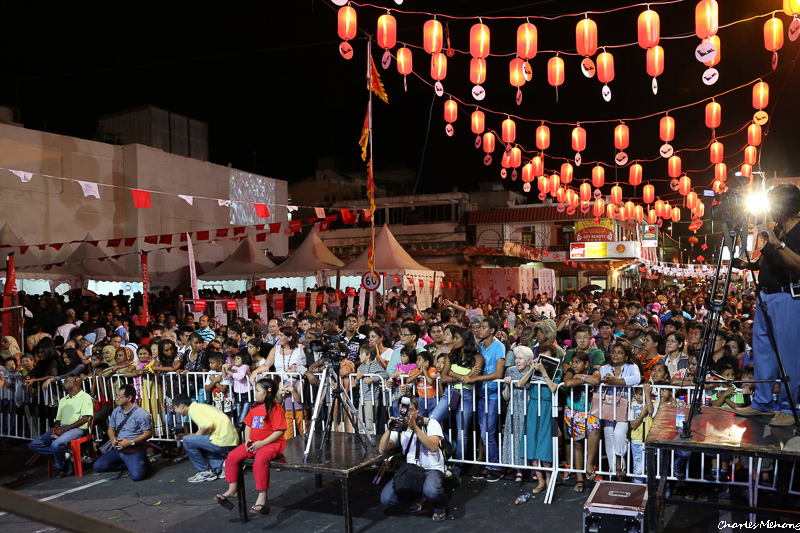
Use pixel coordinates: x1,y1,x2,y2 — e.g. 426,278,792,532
308,334,348,364
388,396,413,432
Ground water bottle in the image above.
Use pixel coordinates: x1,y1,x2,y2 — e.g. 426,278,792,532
675,396,686,429
515,493,532,504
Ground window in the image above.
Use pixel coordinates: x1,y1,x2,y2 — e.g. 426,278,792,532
521,226,536,246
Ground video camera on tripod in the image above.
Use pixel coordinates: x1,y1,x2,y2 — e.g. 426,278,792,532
308,334,349,367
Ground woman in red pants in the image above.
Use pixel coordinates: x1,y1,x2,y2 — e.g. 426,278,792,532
216,378,286,515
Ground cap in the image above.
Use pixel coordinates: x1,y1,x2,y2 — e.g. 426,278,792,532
84,333,97,344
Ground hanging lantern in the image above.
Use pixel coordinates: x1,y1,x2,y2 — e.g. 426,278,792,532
593,198,605,217
688,236,699,245
531,155,544,176
423,19,443,54
638,9,660,49
482,132,495,153
469,57,487,85
643,184,655,204
624,201,635,219
709,141,724,164
614,123,629,150
655,199,666,218
547,56,565,87
538,176,548,193
566,189,578,206
764,16,784,52
509,57,526,87
647,208,657,224
517,22,538,59
611,185,622,205
634,205,644,222
597,51,615,83
592,165,605,188
572,125,586,152
697,255,705,263
704,35,721,67
536,124,550,150
502,118,516,143
668,155,682,178
695,0,719,40
696,202,705,218
576,17,598,57
511,147,522,168
444,99,457,123
607,203,617,219
397,47,413,75
748,123,762,146
522,163,534,183
470,22,491,59
663,201,671,216
377,13,397,49
549,173,561,194
715,162,727,182
431,52,447,81
580,182,592,202
744,145,758,165
705,101,721,129
501,151,512,169
679,175,692,196
561,162,573,184
671,207,681,223
630,165,643,187
557,186,566,203
338,6,357,41
712,180,726,194
785,0,800,16
686,191,699,210
471,109,485,134
741,164,753,179
753,81,769,110
646,46,665,78
660,115,675,142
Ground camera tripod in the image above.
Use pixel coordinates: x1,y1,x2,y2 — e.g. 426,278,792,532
303,359,375,461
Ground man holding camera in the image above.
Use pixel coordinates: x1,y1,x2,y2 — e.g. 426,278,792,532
378,394,447,522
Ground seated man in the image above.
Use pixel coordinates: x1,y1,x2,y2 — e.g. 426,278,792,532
93,384,153,481
173,393,238,483
27,375,93,478
378,393,448,522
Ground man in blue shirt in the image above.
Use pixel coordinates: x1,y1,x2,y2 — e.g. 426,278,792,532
93,384,153,481
468,318,505,481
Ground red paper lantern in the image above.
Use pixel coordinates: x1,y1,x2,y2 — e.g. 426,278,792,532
423,19,443,54
502,118,516,143
671,207,681,223
377,14,397,49
561,163,573,184
509,57,526,87
549,173,561,194
663,200,671,216
597,51,615,83
566,189,578,206
655,199,666,217
501,151,512,169
338,6,357,41
638,9,660,49
643,184,655,204
695,0,718,40
709,141,724,164
748,123,762,146
712,180,726,194
611,185,622,205
536,124,550,150
764,16,784,52
629,163,642,186
469,57,487,85
647,208,657,224
635,205,644,221
531,155,544,176
430,52,447,80
607,204,617,219
522,163,534,183
668,155,681,178
556,186,566,203
470,23,491,59
592,165,605,188
646,46,665,78
744,145,757,165
740,163,752,179
580,182,592,202
593,197,605,217
483,132,495,153
511,147,522,168
517,22,538,60
753,81,769,110
679,175,692,196
659,115,675,142
614,123,629,150
697,255,705,263
547,56,565,87
705,101,721,129
686,191,699,209
397,47,413,75
785,0,800,15
715,162,727,182
538,176,548,193
471,109,485,134
572,125,586,152
576,18,598,57
624,201,635,219
444,100,457,123
704,35,721,67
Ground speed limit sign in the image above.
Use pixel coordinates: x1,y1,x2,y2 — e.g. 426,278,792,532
361,271,381,291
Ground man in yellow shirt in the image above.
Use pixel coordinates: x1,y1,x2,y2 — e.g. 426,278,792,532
27,375,94,478
173,393,238,483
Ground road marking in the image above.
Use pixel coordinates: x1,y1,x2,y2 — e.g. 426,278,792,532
0,478,109,517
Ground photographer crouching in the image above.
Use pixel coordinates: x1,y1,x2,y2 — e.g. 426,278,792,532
378,393,448,522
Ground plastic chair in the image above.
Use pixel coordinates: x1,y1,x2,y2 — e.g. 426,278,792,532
47,417,96,478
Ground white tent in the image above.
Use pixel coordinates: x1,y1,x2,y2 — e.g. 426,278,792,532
0,223,42,269
199,234,276,282
260,228,343,290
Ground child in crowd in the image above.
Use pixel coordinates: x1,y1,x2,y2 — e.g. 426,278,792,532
280,364,305,438
226,352,252,431
706,364,739,481
434,354,449,397
1,358,20,436
740,364,755,408
408,351,437,417
649,364,671,385
629,384,655,484
205,353,234,421
355,345,386,434
391,346,418,388
562,351,600,492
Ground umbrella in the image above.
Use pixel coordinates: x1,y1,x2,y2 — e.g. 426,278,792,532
65,288,98,297
579,284,602,292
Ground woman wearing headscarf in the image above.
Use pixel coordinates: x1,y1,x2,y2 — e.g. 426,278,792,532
0,336,22,366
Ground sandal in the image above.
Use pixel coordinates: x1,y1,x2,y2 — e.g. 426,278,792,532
250,504,270,515
531,485,546,494
215,494,235,511
407,498,426,514
574,482,585,493
514,473,524,487
586,470,598,483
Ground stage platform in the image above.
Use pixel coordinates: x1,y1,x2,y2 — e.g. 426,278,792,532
645,405,800,531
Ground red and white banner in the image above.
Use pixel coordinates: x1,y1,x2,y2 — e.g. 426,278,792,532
357,288,367,315
2,253,16,338
226,300,236,311
251,300,261,313
141,252,150,325
195,299,206,312
187,233,199,300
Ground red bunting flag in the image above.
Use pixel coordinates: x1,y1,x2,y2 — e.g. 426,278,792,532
131,189,151,209
216,229,229,238
256,233,267,242
269,222,282,234
196,231,209,241
233,227,246,236
107,239,121,247
341,209,356,224
543,250,550,256
19,246,28,255
144,236,158,244
362,209,372,222
448,282,453,289
124,237,136,247
406,277,413,285
289,220,302,233
571,262,578,267
226,300,236,311
50,243,64,250
194,299,206,312
159,235,173,245
393,275,401,283
254,204,271,218
457,282,462,288
440,282,445,289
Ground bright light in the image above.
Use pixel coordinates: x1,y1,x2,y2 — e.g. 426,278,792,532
747,191,769,214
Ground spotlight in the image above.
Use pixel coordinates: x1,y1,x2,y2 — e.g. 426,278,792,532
747,192,768,214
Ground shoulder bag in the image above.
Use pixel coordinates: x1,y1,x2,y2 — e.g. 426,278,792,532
100,406,143,455
392,432,427,500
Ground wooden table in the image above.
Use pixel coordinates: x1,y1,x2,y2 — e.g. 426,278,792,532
236,431,387,532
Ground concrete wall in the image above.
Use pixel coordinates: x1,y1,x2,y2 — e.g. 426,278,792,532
0,123,287,285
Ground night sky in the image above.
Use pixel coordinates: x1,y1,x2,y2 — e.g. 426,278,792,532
4,0,799,214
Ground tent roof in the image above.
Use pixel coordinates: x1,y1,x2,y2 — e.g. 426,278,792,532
199,234,276,281
339,225,431,275
263,228,344,278
19,233,139,281
0,224,42,269
0,223,25,247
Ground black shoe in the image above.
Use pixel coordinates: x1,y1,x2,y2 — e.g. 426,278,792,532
56,463,75,479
